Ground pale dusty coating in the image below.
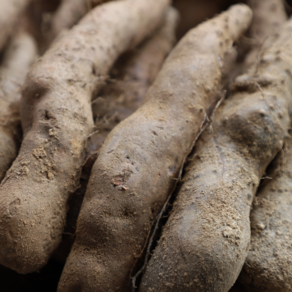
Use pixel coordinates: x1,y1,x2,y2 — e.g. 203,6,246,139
53,8,178,263
47,0,110,44
0,0,170,274
140,10,292,292
244,0,287,69
0,0,31,51
58,4,252,292
240,145,292,291
238,1,292,291
0,32,37,181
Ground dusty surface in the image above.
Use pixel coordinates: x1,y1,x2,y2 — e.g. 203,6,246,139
53,10,177,263
0,31,37,181
240,145,292,291
140,10,292,292
0,0,170,274
47,0,110,46
57,5,252,292
0,0,31,51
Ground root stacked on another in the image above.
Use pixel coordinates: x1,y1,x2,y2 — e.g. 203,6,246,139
244,0,287,69
47,0,110,44
57,5,252,292
0,31,37,181
53,9,178,263
240,146,292,291
140,13,292,292
238,1,292,290
0,0,31,51
0,0,170,274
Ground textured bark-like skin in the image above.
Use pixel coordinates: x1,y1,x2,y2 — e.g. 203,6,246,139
239,146,292,291
90,9,178,157
47,0,110,44
237,1,292,292
0,32,37,181
140,16,292,292
53,9,178,263
0,0,170,274
244,0,287,69
57,5,252,292
0,0,31,51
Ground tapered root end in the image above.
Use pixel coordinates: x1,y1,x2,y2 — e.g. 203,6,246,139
0,194,64,274
58,246,113,292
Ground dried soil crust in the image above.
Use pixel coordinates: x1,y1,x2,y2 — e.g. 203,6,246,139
140,12,292,292
57,5,252,292
0,0,170,274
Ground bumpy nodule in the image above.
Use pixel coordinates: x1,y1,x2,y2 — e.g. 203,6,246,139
57,4,252,292
0,0,170,274
140,15,292,292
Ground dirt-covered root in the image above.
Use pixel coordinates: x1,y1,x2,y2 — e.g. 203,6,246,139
0,0,170,274
0,0,31,51
244,0,287,68
57,5,252,292
239,145,292,292
90,7,178,156
53,7,178,264
0,31,37,181
47,0,110,45
235,1,292,291
140,16,292,292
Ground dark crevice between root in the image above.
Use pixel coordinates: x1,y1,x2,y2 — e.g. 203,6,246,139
131,93,225,292
0,258,64,292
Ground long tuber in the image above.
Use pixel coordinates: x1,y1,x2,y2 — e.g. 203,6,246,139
47,0,110,45
0,0,31,51
0,0,170,274
58,5,252,292
140,10,292,292
53,10,178,263
0,31,37,181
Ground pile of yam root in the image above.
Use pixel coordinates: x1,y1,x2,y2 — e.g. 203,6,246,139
0,0,292,291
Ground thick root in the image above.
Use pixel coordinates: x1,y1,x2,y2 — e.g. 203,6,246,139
0,31,37,181
58,5,252,292
0,0,170,274
140,14,292,292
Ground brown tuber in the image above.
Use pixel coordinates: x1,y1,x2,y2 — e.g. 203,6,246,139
140,7,292,292
57,4,252,292
0,0,170,274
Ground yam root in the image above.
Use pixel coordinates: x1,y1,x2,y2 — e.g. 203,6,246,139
57,5,252,292
0,0,170,274
0,0,31,51
53,10,177,263
47,0,110,45
239,146,292,291
244,0,287,69
140,12,292,292
0,31,37,181
237,1,292,291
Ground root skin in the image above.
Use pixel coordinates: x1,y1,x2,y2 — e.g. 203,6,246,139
0,32,37,181
245,0,287,69
238,1,292,291
53,8,178,264
47,0,110,45
57,5,252,292
240,145,292,291
0,0,31,51
0,0,170,274
140,13,292,292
